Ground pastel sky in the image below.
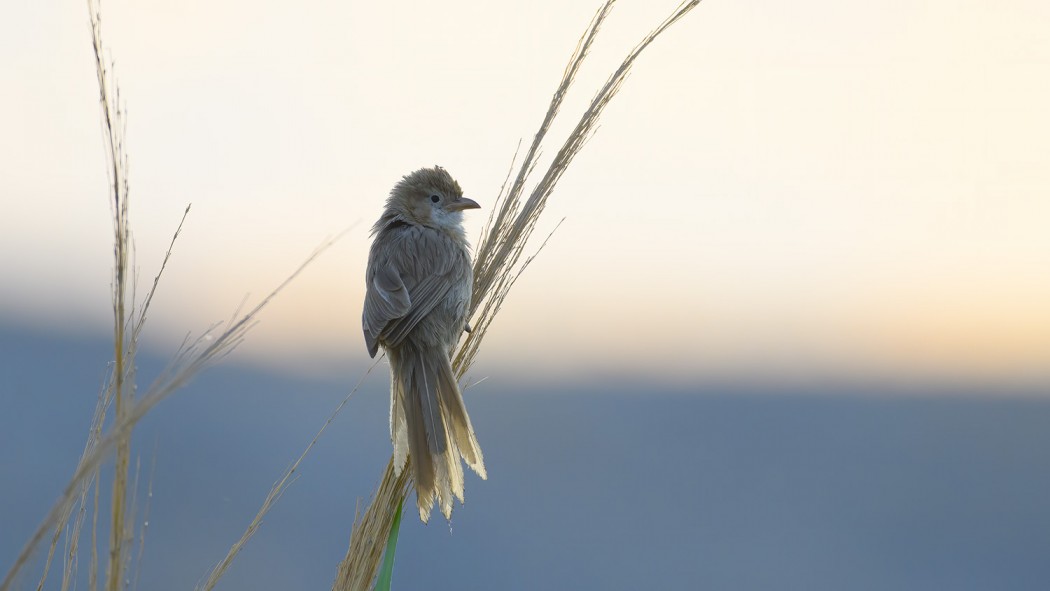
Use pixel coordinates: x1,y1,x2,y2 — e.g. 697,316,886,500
1,1,1048,386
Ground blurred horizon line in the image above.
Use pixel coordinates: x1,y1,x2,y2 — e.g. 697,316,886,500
3,317,1047,396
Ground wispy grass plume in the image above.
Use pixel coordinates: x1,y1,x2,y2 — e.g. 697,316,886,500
337,1,703,588
195,351,377,591
1,2,344,588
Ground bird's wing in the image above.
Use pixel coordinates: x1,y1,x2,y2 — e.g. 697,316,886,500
362,226,468,356
363,255,411,357
379,269,458,347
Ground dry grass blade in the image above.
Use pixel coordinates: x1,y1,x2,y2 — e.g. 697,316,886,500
336,1,703,589
130,446,157,591
35,378,110,591
89,475,100,591
45,417,92,591
196,354,381,591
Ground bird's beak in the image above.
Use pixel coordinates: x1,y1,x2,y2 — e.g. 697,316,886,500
447,197,481,211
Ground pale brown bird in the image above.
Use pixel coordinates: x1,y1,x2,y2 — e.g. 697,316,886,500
363,166,486,522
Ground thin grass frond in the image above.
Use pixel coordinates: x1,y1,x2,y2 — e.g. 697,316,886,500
453,217,565,380
30,4,139,591
38,379,109,591
470,0,614,302
132,205,191,346
87,0,136,586
35,525,60,590
61,466,91,591
89,473,100,591
477,140,522,253
196,353,381,591
127,454,142,563
131,448,157,591
337,2,702,589
462,376,489,392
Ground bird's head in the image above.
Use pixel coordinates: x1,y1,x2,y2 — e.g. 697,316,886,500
385,166,480,234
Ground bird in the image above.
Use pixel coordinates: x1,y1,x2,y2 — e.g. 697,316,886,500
362,166,487,522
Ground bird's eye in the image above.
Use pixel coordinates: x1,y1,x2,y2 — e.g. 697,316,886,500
430,194,440,203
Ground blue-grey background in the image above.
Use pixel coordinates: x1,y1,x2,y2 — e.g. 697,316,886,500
2,324,1049,590
4,1,1049,589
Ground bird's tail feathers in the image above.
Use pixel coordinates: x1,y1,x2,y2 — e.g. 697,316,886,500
388,344,486,522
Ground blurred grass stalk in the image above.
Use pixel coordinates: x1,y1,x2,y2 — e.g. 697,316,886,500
96,0,132,584
335,1,702,589
0,1,341,589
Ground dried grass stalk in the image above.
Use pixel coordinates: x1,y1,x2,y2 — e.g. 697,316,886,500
86,0,136,587
196,355,378,591
336,2,702,589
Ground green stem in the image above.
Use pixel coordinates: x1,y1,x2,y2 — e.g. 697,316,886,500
373,499,404,591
